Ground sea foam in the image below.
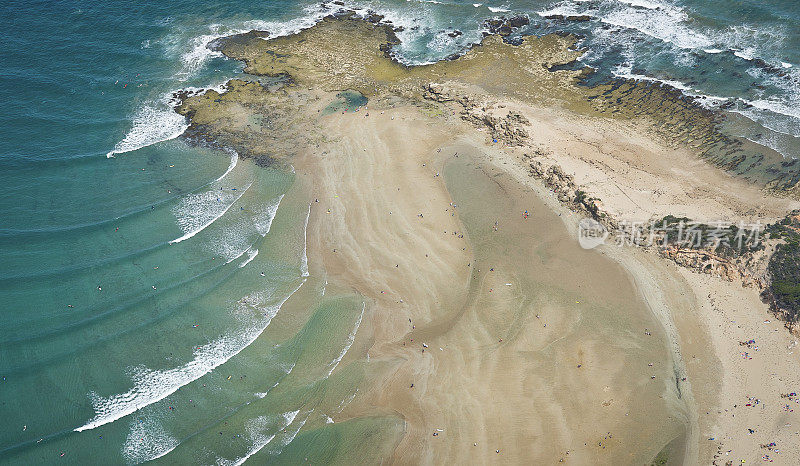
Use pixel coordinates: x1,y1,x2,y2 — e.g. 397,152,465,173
325,302,365,377
300,203,310,277
169,181,252,245
106,101,189,158
121,415,179,464
239,248,259,268
217,410,300,466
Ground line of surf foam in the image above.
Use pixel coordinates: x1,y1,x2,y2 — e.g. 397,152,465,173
106,98,189,158
106,80,230,160
215,149,239,182
121,415,180,464
255,362,295,399
169,181,252,245
300,203,310,277
75,281,305,433
239,248,259,268
576,0,794,75
325,302,365,377
219,410,300,466
334,389,358,414
254,194,284,237
224,241,253,265
218,191,287,263
265,411,310,458
611,63,734,106
613,69,800,157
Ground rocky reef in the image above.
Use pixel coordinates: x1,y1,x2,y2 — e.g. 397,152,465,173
179,13,800,194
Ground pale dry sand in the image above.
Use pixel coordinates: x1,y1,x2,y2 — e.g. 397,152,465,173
477,99,800,223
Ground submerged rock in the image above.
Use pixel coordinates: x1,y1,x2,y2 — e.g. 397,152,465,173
482,15,530,36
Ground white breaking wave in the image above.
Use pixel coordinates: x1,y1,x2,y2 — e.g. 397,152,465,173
612,65,733,110
216,410,299,466
488,6,510,13
216,193,284,263
267,411,310,457
536,0,585,18
613,65,692,91
121,415,180,464
239,248,259,268
75,282,304,432
215,220,259,263
175,27,225,82
736,66,800,140
598,4,713,50
744,98,800,123
106,83,230,159
215,149,239,182
106,100,188,158
615,0,664,10
300,203,310,277
325,302,365,377
254,362,295,398
253,194,284,237
334,390,358,414
733,99,800,146
169,182,252,244
173,4,335,82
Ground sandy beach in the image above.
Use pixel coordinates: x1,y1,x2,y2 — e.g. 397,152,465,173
173,16,800,464
296,107,683,464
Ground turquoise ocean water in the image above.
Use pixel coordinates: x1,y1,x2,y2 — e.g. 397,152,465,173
1,0,799,463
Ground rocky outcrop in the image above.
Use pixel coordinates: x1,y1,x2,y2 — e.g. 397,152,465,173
482,15,530,37
423,82,529,145
543,14,592,22
659,246,756,284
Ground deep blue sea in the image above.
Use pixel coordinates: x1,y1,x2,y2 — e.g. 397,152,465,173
1,0,799,463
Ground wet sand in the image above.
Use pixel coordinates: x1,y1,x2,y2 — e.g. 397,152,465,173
295,106,688,464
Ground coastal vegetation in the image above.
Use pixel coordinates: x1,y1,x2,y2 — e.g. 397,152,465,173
765,212,800,325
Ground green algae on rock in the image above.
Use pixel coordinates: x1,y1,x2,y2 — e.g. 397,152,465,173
175,16,800,193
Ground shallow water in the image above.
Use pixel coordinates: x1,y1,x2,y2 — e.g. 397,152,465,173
322,90,369,115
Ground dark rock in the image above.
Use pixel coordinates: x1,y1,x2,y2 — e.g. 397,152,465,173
483,15,530,36
208,30,270,51
332,10,355,19
566,15,592,22
507,16,530,28
448,29,463,38
365,12,384,23
545,14,592,22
